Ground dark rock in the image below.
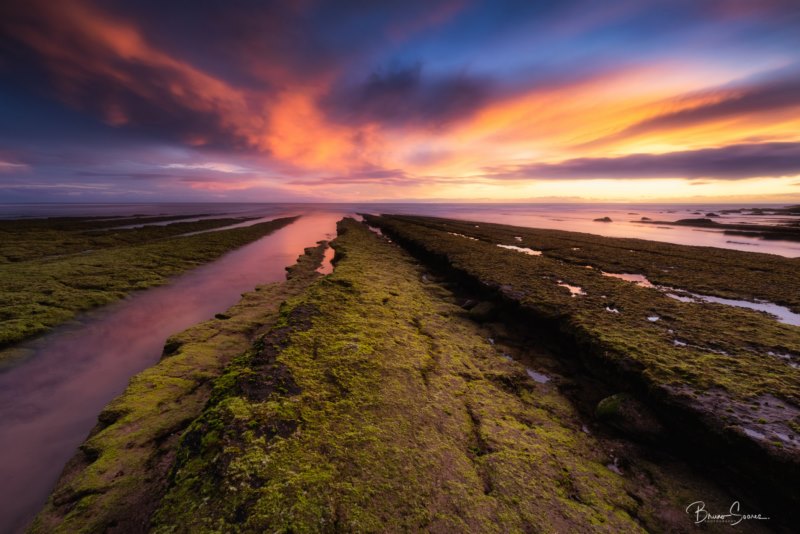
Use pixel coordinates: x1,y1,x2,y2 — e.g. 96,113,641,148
594,217,613,223
468,301,496,321
595,393,664,441
161,337,183,357
460,299,478,310
675,218,718,226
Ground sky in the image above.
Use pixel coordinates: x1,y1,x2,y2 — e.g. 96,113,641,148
1,0,800,203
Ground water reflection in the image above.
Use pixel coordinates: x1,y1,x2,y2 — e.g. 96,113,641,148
0,211,344,533
602,272,655,288
316,243,336,275
496,244,542,256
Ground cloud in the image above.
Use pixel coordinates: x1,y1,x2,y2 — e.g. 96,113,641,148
0,161,29,172
163,162,250,173
3,0,800,202
289,167,414,187
324,62,492,129
587,72,800,145
481,142,800,181
0,0,262,150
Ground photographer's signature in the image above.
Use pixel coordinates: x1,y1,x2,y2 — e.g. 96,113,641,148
686,501,769,526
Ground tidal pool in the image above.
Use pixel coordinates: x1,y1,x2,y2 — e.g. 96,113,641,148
497,244,542,255
600,270,800,327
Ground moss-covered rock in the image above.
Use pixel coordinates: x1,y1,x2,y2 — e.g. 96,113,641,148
595,393,664,441
151,219,646,533
367,214,800,518
28,243,328,534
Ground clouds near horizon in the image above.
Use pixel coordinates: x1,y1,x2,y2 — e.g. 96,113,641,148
1,0,800,202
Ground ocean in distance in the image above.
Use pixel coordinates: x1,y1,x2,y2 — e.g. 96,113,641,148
2,202,799,257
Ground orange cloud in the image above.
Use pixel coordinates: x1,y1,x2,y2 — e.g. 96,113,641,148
4,0,800,203
3,0,374,173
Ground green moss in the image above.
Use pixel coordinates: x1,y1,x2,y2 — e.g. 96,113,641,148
28,242,328,534
366,214,800,505
0,214,258,263
151,219,644,533
369,215,800,401
596,394,624,419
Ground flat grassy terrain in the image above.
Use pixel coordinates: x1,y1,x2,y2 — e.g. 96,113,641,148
30,243,329,534
0,214,244,263
0,216,298,355
367,214,800,515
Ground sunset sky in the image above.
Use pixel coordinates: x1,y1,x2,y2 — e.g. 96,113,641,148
1,0,800,203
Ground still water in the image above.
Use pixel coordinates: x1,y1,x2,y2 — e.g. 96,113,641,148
0,211,341,533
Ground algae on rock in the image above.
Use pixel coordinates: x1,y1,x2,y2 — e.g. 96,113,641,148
28,243,329,534
151,220,645,533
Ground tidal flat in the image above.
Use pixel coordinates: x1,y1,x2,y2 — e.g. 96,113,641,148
0,215,298,357
23,216,796,532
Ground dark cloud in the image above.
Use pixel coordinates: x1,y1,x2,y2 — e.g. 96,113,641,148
324,63,492,129
0,1,263,151
482,142,800,180
289,167,414,186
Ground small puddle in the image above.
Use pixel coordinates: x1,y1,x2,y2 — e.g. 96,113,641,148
600,271,800,327
605,306,620,313
497,244,542,256
606,457,623,475
316,243,336,275
602,272,654,288
557,281,585,297
363,224,393,243
647,315,660,322
526,368,551,383
448,232,478,241
665,291,800,327
665,292,695,303
514,236,522,242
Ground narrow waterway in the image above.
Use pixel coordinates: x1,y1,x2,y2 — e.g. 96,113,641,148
0,211,343,533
